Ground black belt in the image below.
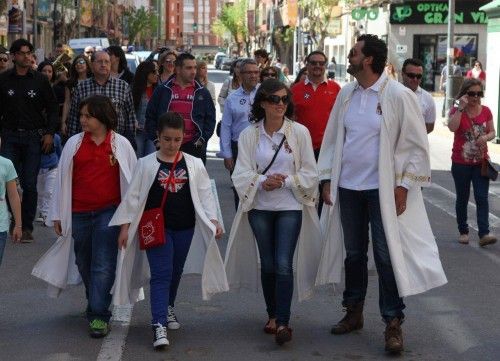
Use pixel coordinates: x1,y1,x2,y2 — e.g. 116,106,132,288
3,128,44,135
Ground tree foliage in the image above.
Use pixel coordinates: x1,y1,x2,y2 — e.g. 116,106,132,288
298,0,340,50
124,6,159,45
212,0,248,55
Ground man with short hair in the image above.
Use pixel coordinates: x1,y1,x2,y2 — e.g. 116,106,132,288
254,49,270,69
50,43,65,61
67,51,137,146
219,58,260,208
317,34,447,354
401,58,436,133
0,39,59,242
146,53,216,164
84,46,94,59
291,50,340,214
0,48,11,73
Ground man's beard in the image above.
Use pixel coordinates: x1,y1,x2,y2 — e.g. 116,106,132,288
347,62,363,75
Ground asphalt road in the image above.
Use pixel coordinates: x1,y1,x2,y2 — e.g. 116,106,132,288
0,71,499,361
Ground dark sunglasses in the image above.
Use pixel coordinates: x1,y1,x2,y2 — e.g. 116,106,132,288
0,58,8,62
76,59,86,65
266,95,290,105
262,72,277,77
85,51,94,54
466,91,484,98
308,60,326,66
405,72,423,79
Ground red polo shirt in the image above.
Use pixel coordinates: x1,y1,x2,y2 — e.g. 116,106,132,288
291,79,341,150
168,80,196,143
72,131,121,212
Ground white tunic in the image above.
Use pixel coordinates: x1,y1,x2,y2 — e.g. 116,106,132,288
316,79,447,297
225,119,323,302
32,132,137,297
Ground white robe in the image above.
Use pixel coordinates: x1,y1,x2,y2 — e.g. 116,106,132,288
108,152,229,305
32,132,137,297
316,79,448,297
225,119,323,302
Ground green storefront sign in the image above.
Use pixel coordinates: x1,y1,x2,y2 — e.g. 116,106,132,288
390,1,489,24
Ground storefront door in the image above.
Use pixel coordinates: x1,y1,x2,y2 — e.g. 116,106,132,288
414,35,437,91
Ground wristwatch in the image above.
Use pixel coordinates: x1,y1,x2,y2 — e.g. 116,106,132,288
454,100,464,112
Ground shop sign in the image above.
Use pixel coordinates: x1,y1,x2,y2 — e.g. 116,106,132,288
38,0,51,20
390,1,489,25
396,44,408,54
352,7,379,21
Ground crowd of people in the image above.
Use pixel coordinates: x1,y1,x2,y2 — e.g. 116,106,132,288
0,34,496,356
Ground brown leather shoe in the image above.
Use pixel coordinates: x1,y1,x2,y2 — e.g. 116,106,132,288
331,302,364,335
275,325,292,345
479,234,497,247
20,230,34,243
384,318,404,354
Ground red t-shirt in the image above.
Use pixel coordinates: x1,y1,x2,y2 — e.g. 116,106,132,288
291,79,341,150
168,80,196,144
451,105,492,165
72,131,121,212
146,86,154,100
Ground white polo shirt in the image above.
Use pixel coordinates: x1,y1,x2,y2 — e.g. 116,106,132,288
415,86,436,124
254,121,301,211
339,73,387,191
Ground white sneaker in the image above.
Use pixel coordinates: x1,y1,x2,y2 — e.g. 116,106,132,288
152,323,169,349
167,306,181,330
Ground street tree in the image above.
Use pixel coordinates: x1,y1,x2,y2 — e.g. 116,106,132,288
299,0,341,50
212,0,249,55
123,6,158,46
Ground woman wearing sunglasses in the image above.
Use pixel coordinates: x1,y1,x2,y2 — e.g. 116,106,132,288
225,79,322,346
448,78,497,247
158,51,177,84
260,66,278,83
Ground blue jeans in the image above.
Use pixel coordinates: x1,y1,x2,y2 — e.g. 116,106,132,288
451,162,490,237
135,129,156,158
72,206,119,323
146,227,194,326
248,209,302,326
338,188,405,322
0,130,42,232
0,231,7,266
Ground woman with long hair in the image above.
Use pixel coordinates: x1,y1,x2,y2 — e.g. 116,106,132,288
107,45,134,84
466,60,486,84
293,67,308,85
218,59,242,112
158,51,177,84
196,60,216,104
225,79,322,346
61,55,92,136
132,60,158,157
110,112,227,350
448,78,497,246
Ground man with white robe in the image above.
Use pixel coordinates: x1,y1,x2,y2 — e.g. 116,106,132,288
317,34,447,354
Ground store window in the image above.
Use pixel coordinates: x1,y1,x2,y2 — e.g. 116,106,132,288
437,34,478,71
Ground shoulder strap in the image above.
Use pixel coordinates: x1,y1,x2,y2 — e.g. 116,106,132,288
261,135,286,175
160,151,181,208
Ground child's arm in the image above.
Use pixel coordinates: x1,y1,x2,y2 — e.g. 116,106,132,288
6,179,22,242
118,223,130,249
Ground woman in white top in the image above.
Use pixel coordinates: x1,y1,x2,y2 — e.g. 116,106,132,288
217,59,242,113
196,60,216,104
225,79,322,346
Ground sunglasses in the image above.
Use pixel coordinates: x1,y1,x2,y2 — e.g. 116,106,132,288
76,59,86,65
308,60,326,66
405,72,423,79
0,58,8,62
466,91,484,98
266,95,290,105
85,51,94,54
262,72,277,77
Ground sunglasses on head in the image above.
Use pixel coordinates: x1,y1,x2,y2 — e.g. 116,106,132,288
266,94,290,105
405,72,422,79
466,91,484,98
77,59,86,65
308,60,326,66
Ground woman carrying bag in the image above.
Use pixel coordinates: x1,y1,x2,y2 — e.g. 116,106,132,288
448,78,497,247
224,79,322,346
109,112,228,350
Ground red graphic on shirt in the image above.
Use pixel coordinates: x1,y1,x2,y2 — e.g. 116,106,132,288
158,168,188,192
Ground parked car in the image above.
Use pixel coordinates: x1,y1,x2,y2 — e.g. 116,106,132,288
126,53,140,73
215,55,229,70
213,52,227,68
221,57,237,71
68,38,110,55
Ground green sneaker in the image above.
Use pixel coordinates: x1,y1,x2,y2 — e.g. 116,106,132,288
89,319,110,338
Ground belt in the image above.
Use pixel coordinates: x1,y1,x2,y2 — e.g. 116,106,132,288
4,128,44,135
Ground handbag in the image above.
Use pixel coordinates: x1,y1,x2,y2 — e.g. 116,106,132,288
481,158,499,181
138,151,181,250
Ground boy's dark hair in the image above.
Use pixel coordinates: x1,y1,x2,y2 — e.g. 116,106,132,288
175,53,195,68
157,112,185,133
402,58,424,73
9,38,34,54
106,45,129,73
251,79,294,121
357,34,388,75
79,95,118,130
254,49,269,60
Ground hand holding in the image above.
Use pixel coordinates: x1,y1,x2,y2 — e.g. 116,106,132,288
211,219,223,239
394,186,408,216
322,182,332,205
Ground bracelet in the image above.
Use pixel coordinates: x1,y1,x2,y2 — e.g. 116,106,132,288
15,225,22,228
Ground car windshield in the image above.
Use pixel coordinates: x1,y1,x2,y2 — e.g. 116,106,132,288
127,58,137,73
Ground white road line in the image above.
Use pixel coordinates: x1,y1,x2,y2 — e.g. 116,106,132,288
96,304,133,361
423,183,500,265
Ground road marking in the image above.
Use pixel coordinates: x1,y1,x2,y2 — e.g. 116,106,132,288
96,305,133,361
423,183,500,265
